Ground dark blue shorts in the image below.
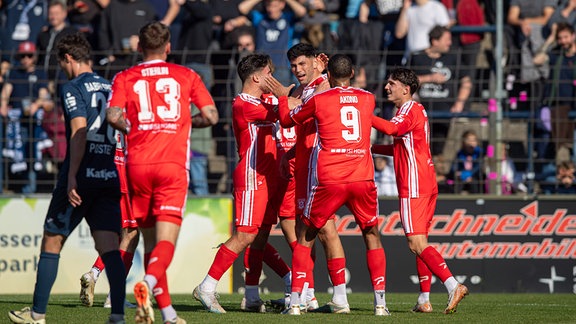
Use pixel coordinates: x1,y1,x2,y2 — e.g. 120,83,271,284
44,186,121,237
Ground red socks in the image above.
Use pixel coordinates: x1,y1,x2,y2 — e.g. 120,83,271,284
208,244,239,281
419,246,453,283
366,248,386,290
327,257,346,286
262,243,291,278
291,244,312,294
416,255,432,293
244,247,265,285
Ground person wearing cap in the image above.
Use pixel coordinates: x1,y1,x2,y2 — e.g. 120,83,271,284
0,41,54,193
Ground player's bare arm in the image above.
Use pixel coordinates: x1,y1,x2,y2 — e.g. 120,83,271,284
106,106,130,134
68,117,87,207
192,104,219,128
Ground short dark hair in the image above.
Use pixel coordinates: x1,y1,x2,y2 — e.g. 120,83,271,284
139,21,170,54
327,54,353,80
56,32,91,63
237,53,271,83
287,43,316,62
429,25,450,44
388,67,420,95
556,22,575,37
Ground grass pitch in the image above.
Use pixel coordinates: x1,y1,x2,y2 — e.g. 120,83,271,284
1,292,575,323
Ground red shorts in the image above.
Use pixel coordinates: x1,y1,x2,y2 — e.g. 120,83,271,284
128,163,188,228
398,194,437,236
120,191,137,229
276,176,296,220
294,167,313,217
234,181,277,230
304,181,378,230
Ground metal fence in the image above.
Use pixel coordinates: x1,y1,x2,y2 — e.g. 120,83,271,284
0,45,573,196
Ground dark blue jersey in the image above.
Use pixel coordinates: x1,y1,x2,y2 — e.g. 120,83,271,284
58,72,119,189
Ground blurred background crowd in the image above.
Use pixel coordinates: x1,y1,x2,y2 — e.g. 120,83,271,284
0,0,575,196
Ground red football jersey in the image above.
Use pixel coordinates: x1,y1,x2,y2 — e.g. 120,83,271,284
108,60,214,167
232,93,278,190
294,74,327,172
389,100,438,198
289,86,375,184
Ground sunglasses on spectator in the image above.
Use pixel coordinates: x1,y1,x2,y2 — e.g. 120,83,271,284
19,53,34,59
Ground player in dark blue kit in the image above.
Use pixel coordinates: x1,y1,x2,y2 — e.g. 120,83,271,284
8,33,126,324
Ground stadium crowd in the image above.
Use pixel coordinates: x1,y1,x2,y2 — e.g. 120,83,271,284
0,0,575,195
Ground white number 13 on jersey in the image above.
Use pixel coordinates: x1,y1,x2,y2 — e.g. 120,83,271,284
134,78,181,122
341,106,360,142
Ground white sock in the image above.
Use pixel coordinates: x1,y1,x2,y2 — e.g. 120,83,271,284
418,292,430,304
289,291,301,307
444,277,458,293
307,288,315,302
245,285,260,302
144,274,157,290
283,272,292,295
301,282,309,305
91,267,101,280
374,290,386,307
200,275,218,292
160,305,177,322
332,283,348,305
31,311,45,320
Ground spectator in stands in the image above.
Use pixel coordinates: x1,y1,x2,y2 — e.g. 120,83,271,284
536,22,576,163
395,0,451,57
337,0,367,88
1,0,49,64
554,160,576,193
358,0,404,91
97,0,156,78
433,154,454,193
36,0,77,88
501,142,527,194
374,155,398,196
506,0,555,101
454,0,485,81
150,0,181,48
298,0,339,51
0,41,54,194
448,129,485,194
66,0,110,49
545,0,576,38
177,0,215,90
408,25,472,156
239,0,307,85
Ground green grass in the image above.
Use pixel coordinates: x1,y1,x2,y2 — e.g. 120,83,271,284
1,293,575,323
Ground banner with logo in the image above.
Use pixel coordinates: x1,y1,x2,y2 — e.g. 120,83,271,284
233,198,576,294
0,197,233,294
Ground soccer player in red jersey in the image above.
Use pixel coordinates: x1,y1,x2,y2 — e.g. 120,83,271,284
277,54,389,316
79,131,140,309
106,21,218,324
264,43,346,311
372,67,469,314
193,53,279,314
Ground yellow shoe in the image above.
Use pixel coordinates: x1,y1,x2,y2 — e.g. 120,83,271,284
8,307,46,324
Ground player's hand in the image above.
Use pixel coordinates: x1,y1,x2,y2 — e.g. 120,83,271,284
287,97,302,110
263,75,295,97
316,53,329,71
67,179,82,207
